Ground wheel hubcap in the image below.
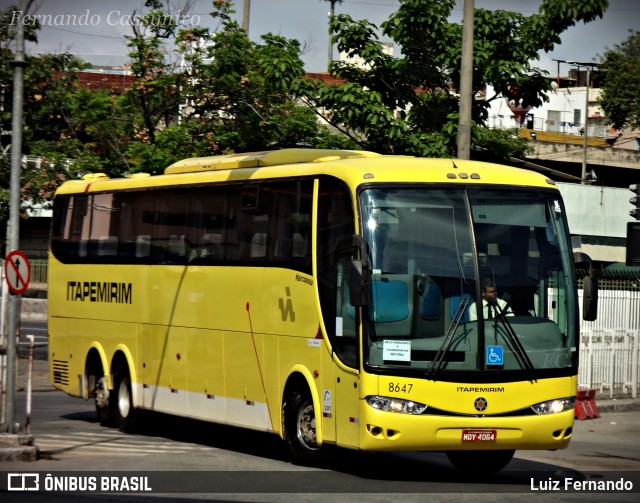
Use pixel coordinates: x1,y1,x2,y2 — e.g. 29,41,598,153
296,403,318,450
118,380,130,418
95,378,109,408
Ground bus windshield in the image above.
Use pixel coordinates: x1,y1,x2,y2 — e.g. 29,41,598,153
359,186,577,376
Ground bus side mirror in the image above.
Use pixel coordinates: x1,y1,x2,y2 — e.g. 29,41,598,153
574,252,598,321
627,222,640,266
349,260,369,307
582,275,598,321
349,235,370,307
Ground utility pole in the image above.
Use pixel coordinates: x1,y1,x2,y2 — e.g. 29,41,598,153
1,0,32,434
567,61,597,184
324,0,342,71
581,64,592,184
242,0,250,34
457,0,474,160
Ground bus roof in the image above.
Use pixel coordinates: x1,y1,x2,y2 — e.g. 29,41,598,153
54,148,557,195
163,148,381,173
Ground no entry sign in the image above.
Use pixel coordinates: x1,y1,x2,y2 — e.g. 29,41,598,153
4,250,31,295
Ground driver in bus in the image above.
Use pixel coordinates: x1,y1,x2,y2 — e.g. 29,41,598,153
468,278,513,321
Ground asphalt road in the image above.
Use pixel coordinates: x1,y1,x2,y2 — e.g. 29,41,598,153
1,385,639,502
3,320,639,501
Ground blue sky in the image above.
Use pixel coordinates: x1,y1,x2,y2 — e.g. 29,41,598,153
4,0,639,76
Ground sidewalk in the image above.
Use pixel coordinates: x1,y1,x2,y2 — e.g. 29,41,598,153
15,358,55,393
0,359,52,461
1,357,639,462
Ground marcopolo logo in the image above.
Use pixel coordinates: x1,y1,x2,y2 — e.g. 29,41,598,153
474,397,488,412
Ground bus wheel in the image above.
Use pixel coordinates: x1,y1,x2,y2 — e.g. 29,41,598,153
285,388,321,463
446,450,515,473
114,370,138,432
95,376,115,427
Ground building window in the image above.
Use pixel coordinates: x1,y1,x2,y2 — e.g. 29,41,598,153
574,109,582,128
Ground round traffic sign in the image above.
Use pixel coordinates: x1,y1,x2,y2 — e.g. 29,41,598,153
4,250,31,295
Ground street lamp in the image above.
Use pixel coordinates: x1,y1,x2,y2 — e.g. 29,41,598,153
567,61,598,184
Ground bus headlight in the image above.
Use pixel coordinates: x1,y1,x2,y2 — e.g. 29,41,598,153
530,397,575,415
366,395,428,415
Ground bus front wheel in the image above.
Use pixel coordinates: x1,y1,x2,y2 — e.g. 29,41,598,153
114,370,138,432
285,388,321,463
446,450,515,473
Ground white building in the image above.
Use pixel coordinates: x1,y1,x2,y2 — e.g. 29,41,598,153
485,81,639,265
485,82,613,143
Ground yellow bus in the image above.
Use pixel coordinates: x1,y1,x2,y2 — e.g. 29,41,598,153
48,148,597,472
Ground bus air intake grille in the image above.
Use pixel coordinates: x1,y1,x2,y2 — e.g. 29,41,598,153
52,360,70,386
421,405,537,417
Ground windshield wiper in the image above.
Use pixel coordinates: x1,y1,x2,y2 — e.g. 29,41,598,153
493,306,535,375
427,296,470,375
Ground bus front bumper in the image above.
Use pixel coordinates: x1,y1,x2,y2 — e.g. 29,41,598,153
358,407,574,451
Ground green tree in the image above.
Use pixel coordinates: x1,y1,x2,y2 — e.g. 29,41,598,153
1,5,39,218
0,6,91,218
123,0,189,145
600,30,640,130
0,0,333,214
11,53,109,213
303,0,609,159
181,6,322,152
127,0,328,174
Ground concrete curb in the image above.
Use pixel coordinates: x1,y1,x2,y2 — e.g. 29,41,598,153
592,398,640,414
0,434,39,461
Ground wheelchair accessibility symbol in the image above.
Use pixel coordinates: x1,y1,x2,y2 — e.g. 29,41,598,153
486,345,504,366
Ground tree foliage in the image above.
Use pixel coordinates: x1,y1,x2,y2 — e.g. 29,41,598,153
0,0,615,218
0,12,89,218
124,0,188,145
1,0,328,213
123,0,326,174
600,30,640,130
305,0,608,157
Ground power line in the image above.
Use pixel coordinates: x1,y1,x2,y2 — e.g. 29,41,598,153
39,24,124,40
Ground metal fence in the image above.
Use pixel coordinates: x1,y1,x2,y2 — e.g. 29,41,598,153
29,259,48,290
578,287,640,398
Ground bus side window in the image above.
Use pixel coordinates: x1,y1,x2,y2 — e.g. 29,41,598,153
136,235,151,258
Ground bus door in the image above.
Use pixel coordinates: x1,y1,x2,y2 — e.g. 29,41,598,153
330,256,361,448
332,358,360,448
316,176,361,448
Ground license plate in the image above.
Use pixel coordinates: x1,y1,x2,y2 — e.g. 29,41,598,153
461,429,497,442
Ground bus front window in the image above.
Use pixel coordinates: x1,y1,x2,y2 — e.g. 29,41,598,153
358,187,577,377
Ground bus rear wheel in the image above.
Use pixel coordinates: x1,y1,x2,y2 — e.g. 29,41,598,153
446,450,515,473
285,388,321,463
95,376,115,427
114,370,138,432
